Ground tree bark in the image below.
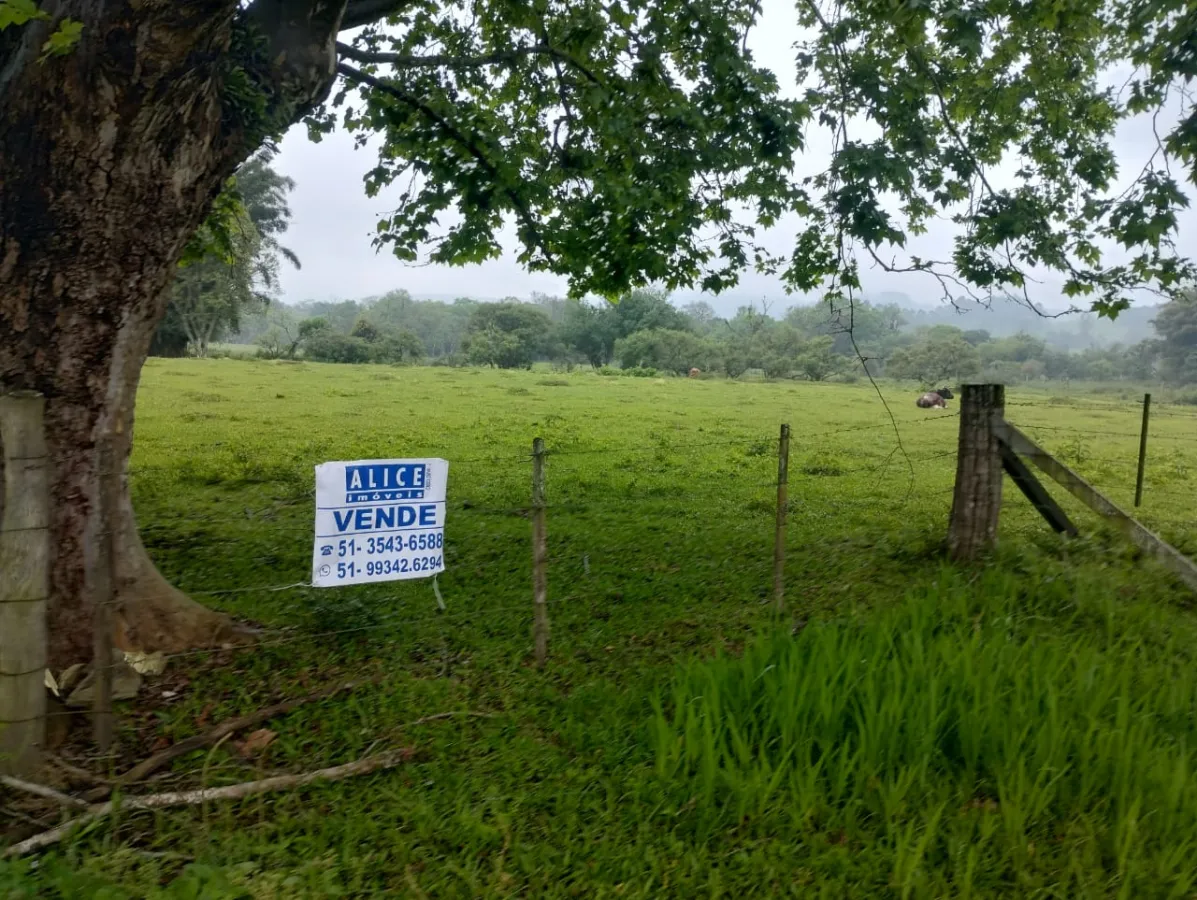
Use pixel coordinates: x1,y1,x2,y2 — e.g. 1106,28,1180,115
0,0,346,670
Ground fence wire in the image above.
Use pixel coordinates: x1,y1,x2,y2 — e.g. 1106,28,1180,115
6,390,1197,762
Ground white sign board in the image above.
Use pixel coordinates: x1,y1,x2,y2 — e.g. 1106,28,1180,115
312,458,448,587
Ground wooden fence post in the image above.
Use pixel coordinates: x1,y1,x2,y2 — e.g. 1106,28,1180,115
1135,393,1151,508
773,424,790,613
0,392,50,776
948,384,1005,560
92,440,118,752
531,437,549,667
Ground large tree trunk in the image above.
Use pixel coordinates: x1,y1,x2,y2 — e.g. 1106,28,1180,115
105,311,247,660
0,0,345,670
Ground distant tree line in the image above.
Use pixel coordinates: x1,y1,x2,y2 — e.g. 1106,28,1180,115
882,297,1197,385
147,154,1189,386
208,286,1197,386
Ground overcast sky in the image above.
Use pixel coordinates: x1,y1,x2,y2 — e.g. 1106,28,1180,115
272,0,1195,314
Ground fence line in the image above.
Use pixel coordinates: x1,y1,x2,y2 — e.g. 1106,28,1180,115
29,594,595,690
126,415,964,475
4,385,1195,771
1007,422,1196,442
1011,407,1197,422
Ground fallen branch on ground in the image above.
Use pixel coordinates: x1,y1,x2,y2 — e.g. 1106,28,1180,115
0,775,90,810
2,806,52,829
84,677,379,802
4,747,414,859
48,756,114,787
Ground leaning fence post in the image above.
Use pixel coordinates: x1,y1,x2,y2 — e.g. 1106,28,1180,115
947,384,1005,560
773,424,790,613
1134,393,1151,508
531,437,549,667
0,392,50,776
92,439,119,752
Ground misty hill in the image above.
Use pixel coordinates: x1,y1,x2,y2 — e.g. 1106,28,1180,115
673,288,1160,351
892,298,1160,350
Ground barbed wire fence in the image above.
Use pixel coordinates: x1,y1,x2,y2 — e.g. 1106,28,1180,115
1003,393,1197,536
2,386,1196,776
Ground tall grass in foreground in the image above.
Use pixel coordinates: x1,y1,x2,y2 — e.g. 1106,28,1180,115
653,570,1197,897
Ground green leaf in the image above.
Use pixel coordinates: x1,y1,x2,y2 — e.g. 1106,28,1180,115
180,178,248,268
39,16,82,58
0,0,48,29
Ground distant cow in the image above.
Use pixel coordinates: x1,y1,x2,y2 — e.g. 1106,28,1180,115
689,368,701,378
916,387,954,409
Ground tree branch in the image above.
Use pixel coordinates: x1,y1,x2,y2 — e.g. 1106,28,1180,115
0,775,90,811
81,678,377,802
337,41,556,70
340,0,411,30
335,62,553,266
241,0,351,127
3,749,415,859
335,41,602,86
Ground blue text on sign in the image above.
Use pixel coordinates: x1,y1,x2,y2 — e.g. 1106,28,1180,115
332,504,438,532
345,464,427,503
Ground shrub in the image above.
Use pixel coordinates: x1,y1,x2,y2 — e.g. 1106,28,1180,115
614,328,718,375
303,332,371,364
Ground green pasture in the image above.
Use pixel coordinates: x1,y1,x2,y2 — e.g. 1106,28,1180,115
5,360,1197,897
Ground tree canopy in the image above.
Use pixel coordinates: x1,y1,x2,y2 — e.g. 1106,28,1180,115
463,300,555,368
1153,289,1197,383
886,329,982,384
4,0,1195,317
784,0,1197,317
316,0,1197,315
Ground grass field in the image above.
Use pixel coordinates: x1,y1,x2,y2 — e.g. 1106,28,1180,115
5,360,1197,898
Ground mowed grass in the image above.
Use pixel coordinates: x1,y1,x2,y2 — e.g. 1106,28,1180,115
5,360,1197,898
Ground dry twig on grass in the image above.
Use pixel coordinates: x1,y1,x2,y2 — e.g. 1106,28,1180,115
0,775,90,811
47,756,114,787
4,747,414,859
2,806,52,829
83,677,378,802
399,711,497,730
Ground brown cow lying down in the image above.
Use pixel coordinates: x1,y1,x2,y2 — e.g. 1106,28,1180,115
916,387,954,408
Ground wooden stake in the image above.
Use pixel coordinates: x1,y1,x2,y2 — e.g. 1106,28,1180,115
92,441,118,753
947,384,1005,560
773,424,790,613
531,437,549,667
1135,393,1151,508
0,392,49,776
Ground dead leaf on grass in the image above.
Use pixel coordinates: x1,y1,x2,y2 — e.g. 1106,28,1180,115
124,650,167,676
235,728,277,757
195,702,216,728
